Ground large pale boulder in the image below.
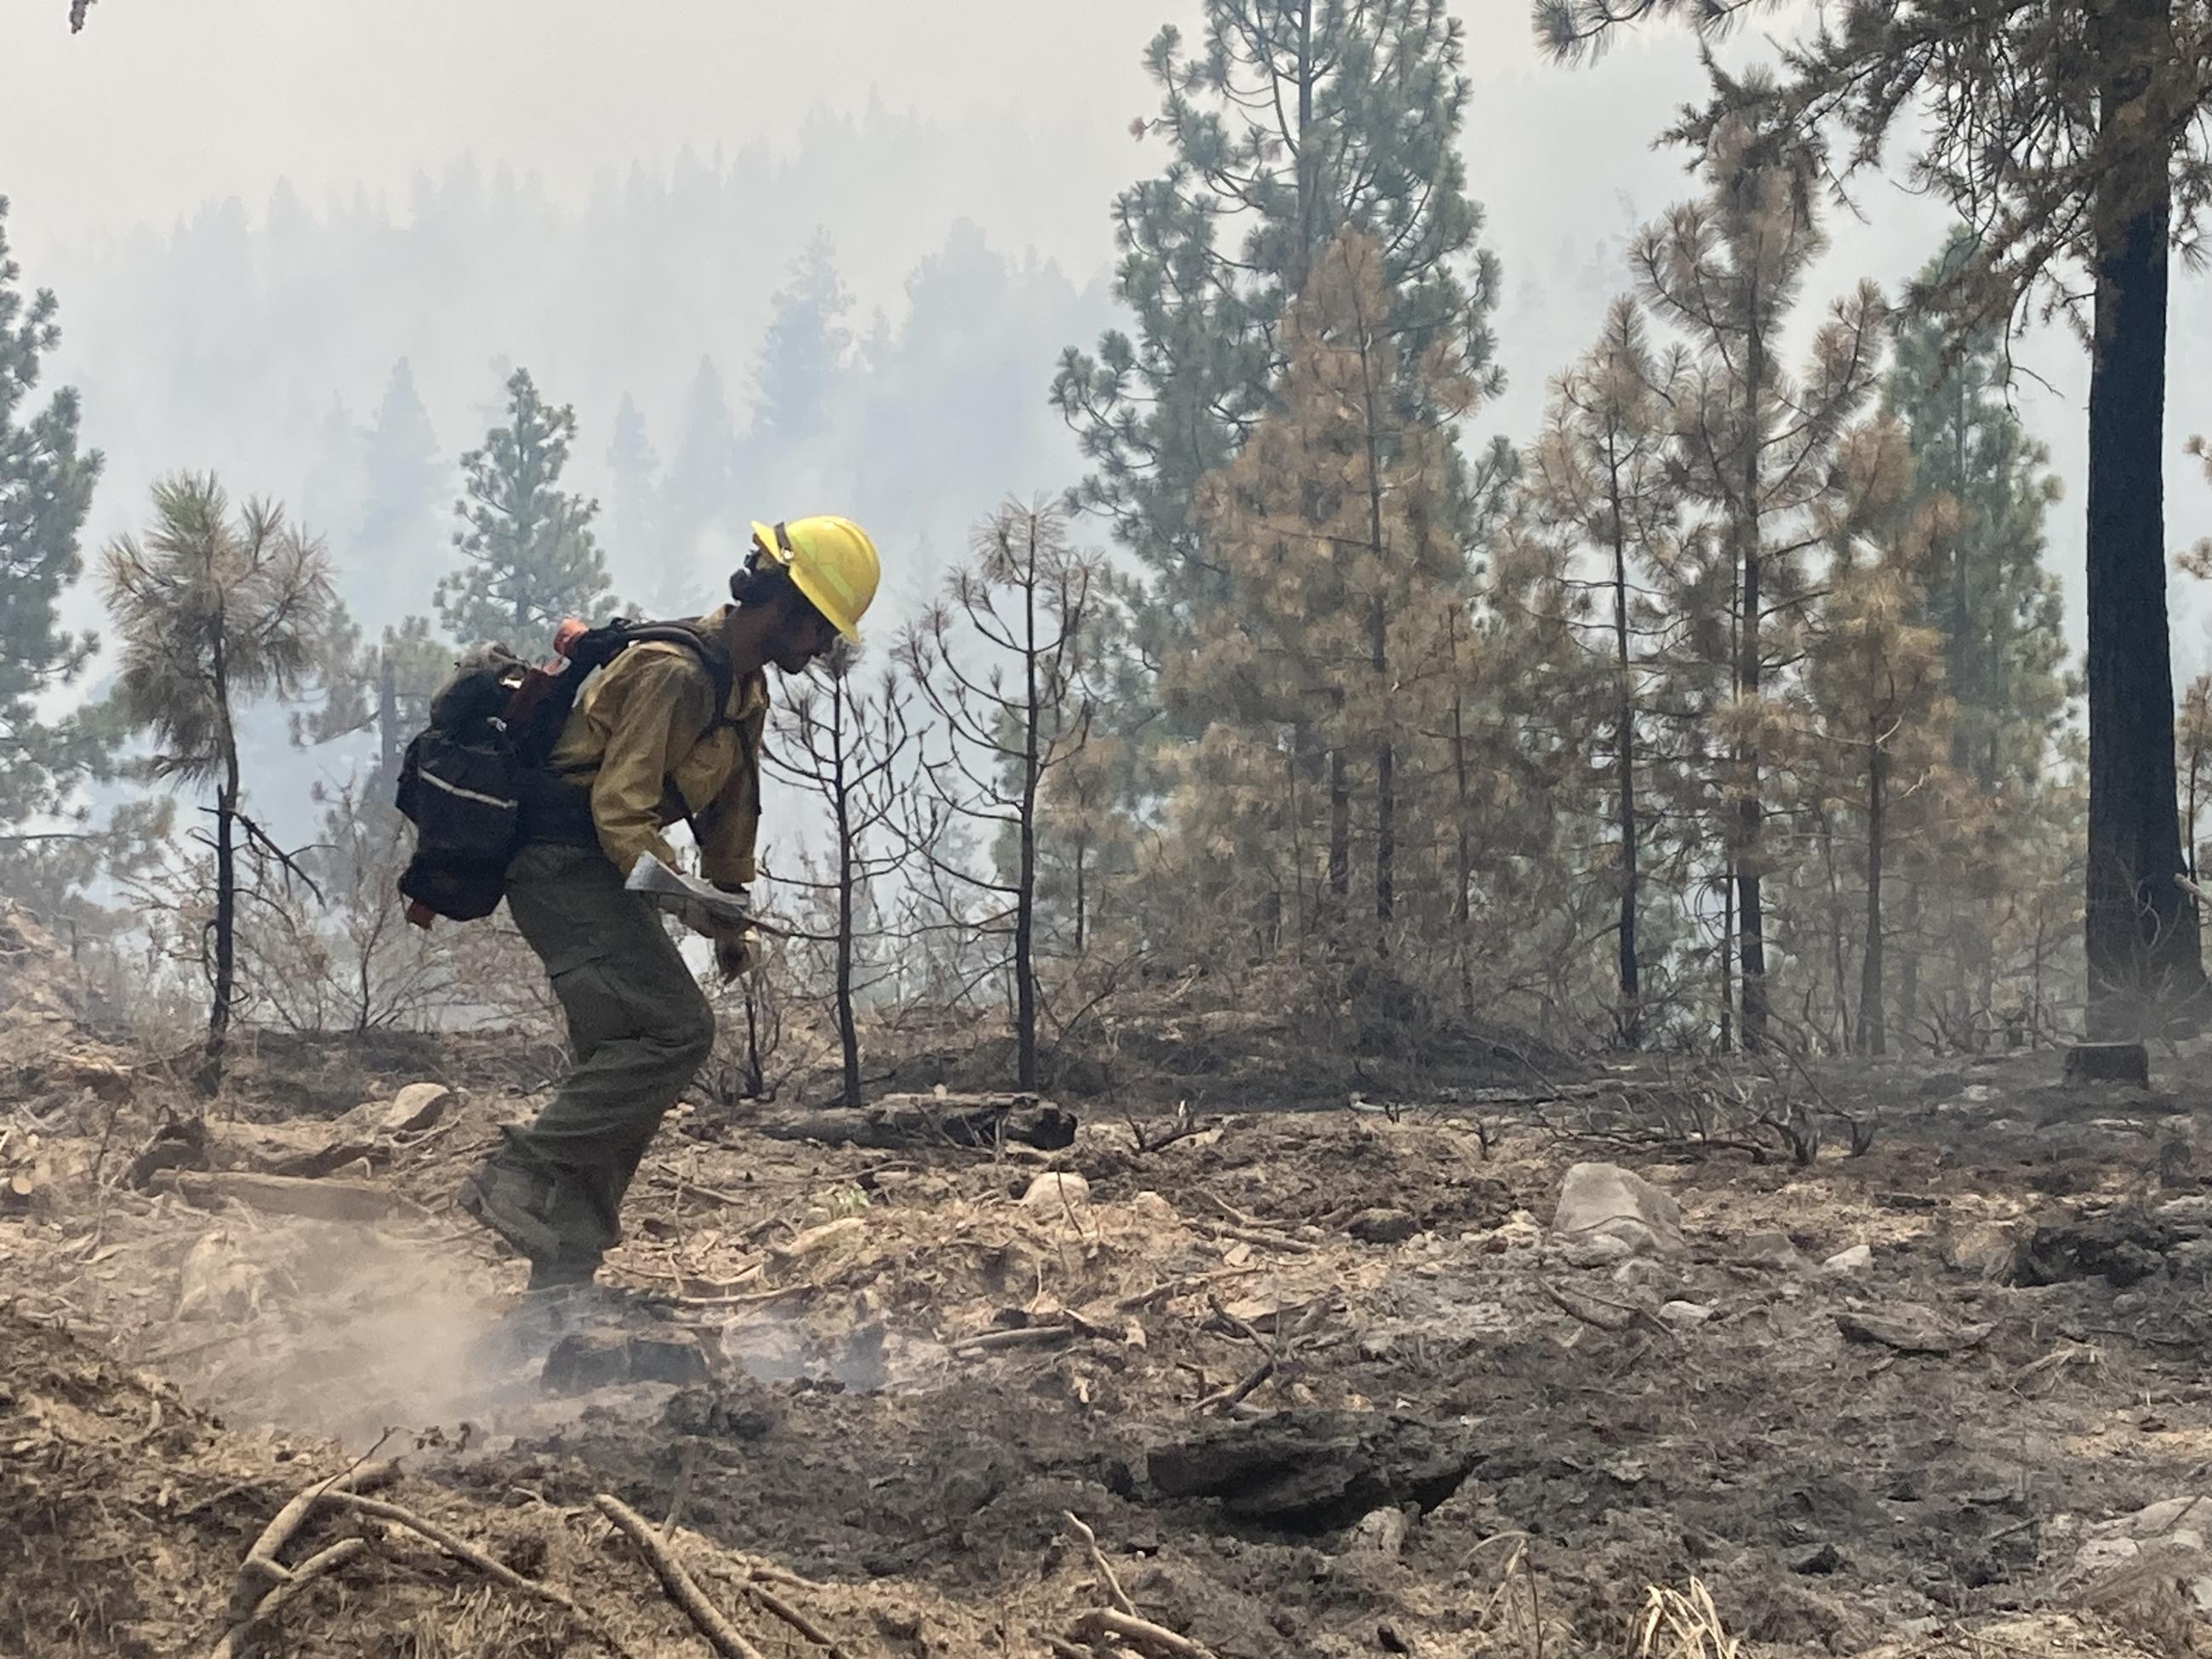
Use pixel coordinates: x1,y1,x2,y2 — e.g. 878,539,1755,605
1550,1162,1685,1259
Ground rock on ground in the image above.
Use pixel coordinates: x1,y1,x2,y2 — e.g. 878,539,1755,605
381,1082,452,1134
1550,1162,1684,1259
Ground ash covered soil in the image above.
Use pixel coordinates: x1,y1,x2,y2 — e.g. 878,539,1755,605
8,1026,2212,1657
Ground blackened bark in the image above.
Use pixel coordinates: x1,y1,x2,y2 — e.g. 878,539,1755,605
2084,11,2203,1034
1859,732,1887,1058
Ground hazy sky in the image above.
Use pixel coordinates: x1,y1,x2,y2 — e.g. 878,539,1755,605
9,0,2212,666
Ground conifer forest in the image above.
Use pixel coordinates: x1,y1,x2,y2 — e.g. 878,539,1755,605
11,6,2212,1658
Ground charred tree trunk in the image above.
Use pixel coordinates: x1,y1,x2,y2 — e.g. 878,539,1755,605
832,681,862,1110
1736,320,1771,1052
376,647,401,784
1896,879,1923,1052
1015,557,1042,1092
1611,511,1641,1047
1326,739,1351,906
1859,730,1888,1058
2084,0,2203,1035
1073,838,1089,956
1451,671,1475,1019
1719,857,1736,1055
202,624,240,1096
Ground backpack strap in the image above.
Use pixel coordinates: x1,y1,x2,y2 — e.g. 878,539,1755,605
620,624,759,865
536,619,759,874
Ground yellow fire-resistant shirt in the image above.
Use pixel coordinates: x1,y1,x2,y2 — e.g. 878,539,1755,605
544,606,769,888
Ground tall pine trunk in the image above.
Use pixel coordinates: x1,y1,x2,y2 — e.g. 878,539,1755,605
1897,880,1923,1052
2084,0,2203,1035
1451,670,1475,1018
1015,545,1042,1091
377,647,400,783
1859,730,1888,1057
1611,507,1641,1046
1736,320,1771,1050
1073,838,1089,956
202,627,240,1095
832,681,861,1109
1327,739,1350,905
1719,857,1736,1054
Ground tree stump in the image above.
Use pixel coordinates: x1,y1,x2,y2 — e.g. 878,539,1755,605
2063,1042,2150,1087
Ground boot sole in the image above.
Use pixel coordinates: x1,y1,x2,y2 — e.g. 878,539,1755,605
458,1173,564,1263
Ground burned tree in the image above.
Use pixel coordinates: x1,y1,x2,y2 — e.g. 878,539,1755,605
903,501,1102,1092
767,653,915,1109
100,475,338,1088
1537,0,2212,1034
1526,298,1685,1046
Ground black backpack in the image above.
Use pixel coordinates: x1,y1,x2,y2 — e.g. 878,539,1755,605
396,619,735,923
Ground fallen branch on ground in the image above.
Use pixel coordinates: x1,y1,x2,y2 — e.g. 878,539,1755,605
1192,1218,1318,1255
157,1169,407,1225
229,1459,399,1619
210,1538,367,1659
1116,1270,1247,1313
1063,1511,1136,1616
670,1282,814,1309
1070,1607,1218,1658
1536,1278,1677,1344
948,1321,1102,1358
1195,1355,1276,1415
738,1576,852,1657
596,1493,767,1659
325,1491,625,1652
1126,1103,1210,1154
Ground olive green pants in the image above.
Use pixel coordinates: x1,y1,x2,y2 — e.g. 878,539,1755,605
491,843,715,1271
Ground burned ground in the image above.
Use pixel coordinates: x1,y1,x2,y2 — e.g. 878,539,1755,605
6,1012,2212,1656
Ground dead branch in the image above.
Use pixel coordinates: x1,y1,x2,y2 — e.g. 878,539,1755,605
1195,1355,1277,1415
1192,1218,1318,1255
1070,1607,1218,1658
949,1321,1097,1357
1535,1278,1677,1344
210,1537,366,1659
1063,1511,1137,1617
230,1459,399,1619
1126,1100,1207,1154
596,1494,768,1659
738,1576,852,1658
325,1491,624,1651
1116,1272,1246,1313
1189,1189,1266,1230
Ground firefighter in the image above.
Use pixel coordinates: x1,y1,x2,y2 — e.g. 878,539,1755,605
459,516,880,1291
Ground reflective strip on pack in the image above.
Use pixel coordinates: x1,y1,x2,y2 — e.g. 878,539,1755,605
416,769,519,811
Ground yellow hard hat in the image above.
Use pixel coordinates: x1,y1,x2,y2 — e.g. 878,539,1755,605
751,515,881,642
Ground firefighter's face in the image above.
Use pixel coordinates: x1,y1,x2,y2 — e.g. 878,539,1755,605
771,591,840,672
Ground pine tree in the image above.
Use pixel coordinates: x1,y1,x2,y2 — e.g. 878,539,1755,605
1171,231,1480,949
753,230,852,451
1537,0,2212,1035
1052,0,1504,668
1526,297,1684,1045
605,392,663,597
435,368,612,645
658,356,738,607
356,358,444,597
0,196,105,841
1886,235,2071,793
100,476,339,1089
1633,96,1890,1050
1800,430,1947,1057
299,396,363,560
